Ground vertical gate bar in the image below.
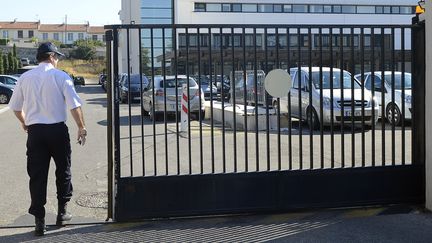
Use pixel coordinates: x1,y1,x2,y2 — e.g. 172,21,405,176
138,28,146,176
162,28,168,175
209,27,215,173
276,28,281,171
126,28,133,176
297,27,303,170
380,27,386,166
319,28,324,169
253,28,258,171
287,28,292,170
186,28,192,174
339,27,345,168
197,28,203,174
220,27,226,173
105,29,113,220
391,27,396,166
241,27,249,172
371,28,376,167
360,28,365,167
350,27,355,168
265,27,270,171
308,27,313,169
150,28,157,176
173,27,180,175
401,27,406,165
112,28,121,219
232,27,238,173
330,28,335,168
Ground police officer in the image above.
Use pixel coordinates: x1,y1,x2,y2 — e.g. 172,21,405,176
8,42,87,236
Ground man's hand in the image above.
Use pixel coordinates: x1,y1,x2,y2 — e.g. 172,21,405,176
77,127,87,146
21,122,28,132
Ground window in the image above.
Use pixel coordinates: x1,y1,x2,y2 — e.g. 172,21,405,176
292,5,308,13
53,33,59,41
310,5,323,13
28,30,34,38
92,35,98,41
341,6,356,13
383,6,391,14
400,6,413,14
222,4,231,12
78,33,84,40
283,5,292,12
18,30,23,38
392,6,400,14
376,6,383,14
68,33,73,41
357,6,375,14
141,0,171,8
232,4,241,12
142,8,172,18
323,5,332,13
242,4,256,12
258,4,273,13
333,5,342,13
267,35,276,47
274,4,282,13
207,3,221,12
102,35,106,42
195,3,205,12
42,33,48,40
2,30,8,38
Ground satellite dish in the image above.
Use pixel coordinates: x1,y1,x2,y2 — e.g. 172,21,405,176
264,69,292,98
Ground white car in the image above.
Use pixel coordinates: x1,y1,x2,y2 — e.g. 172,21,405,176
354,72,411,126
142,75,205,121
274,67,379,129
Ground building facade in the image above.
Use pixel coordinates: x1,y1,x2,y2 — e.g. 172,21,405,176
0,20,105,47
119,0,417,74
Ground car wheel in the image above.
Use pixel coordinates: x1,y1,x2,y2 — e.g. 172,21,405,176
0,93,10,104
386,103,402,126
307,107,320,130
193,110,205,120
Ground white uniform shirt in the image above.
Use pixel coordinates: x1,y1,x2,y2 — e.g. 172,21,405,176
8,63,82,126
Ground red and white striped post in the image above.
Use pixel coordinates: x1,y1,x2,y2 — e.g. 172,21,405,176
181,84,188,133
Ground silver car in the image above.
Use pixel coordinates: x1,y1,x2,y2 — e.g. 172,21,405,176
354,72,412,126
274,67,379,129
142,75,205,121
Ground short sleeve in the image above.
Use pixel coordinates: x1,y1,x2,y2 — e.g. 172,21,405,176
63,76,82,110
8,79,24,111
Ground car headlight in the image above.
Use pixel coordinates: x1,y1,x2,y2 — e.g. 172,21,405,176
404,95,412,104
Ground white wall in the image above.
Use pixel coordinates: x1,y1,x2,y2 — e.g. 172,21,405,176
425,2,432,210
120,0,141,74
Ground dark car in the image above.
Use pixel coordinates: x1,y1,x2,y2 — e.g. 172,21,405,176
120,74,149,103
62,70,86,86
191,75,217,100
211,75,230,101
0,83,13,104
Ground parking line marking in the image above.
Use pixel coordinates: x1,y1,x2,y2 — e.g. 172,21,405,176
0,106,9,114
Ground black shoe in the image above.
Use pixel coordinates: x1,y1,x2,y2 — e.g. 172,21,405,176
56,203,72,227
34,217,45,236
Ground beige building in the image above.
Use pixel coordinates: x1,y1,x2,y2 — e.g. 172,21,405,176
0,20,105,47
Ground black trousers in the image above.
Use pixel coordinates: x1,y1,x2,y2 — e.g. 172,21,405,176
26,122,73,219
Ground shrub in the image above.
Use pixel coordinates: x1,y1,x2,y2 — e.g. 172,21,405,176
0,39,9,45
2,54,9,74
0,51,3,74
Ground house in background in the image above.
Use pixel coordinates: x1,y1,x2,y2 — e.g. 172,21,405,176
0,20,105,47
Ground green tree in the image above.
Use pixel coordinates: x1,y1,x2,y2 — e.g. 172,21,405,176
12,43,17,57
2,54,9,74
0,51,4,74
15,57,21,70
8,52,15,73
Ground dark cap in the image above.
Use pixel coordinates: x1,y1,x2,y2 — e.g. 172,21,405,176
37,42,65,56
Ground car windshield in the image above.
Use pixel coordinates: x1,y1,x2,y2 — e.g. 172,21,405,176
311,71,361,89
195,76,210,85
383,73,412,89
160,78,197,88
129,75,149,84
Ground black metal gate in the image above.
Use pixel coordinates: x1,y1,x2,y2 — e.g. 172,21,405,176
105,22,425,222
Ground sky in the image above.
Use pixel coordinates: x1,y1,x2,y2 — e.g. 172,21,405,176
1,0,121,26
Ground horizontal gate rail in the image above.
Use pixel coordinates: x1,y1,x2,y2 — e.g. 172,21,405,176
105,23,425,221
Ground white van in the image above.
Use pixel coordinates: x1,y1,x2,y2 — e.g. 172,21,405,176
275,67,379,129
